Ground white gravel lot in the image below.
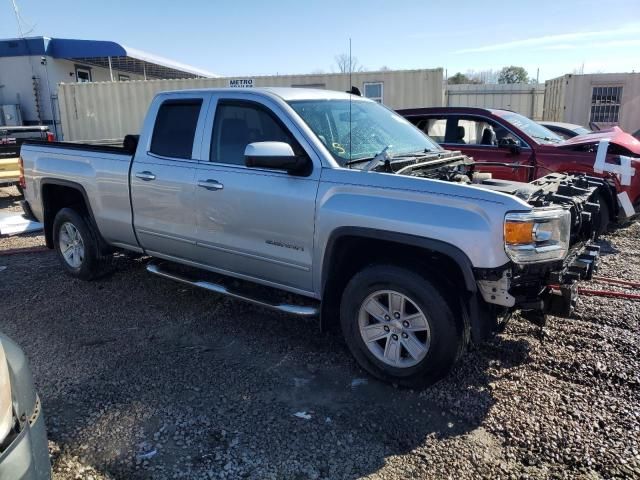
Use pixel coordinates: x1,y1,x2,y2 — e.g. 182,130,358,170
0,186,638,479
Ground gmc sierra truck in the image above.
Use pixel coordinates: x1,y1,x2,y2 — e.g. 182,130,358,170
20,88,603,387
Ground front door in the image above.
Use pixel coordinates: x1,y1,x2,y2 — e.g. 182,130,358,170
440,115,533,183
131,95,209,260
193,98,320,293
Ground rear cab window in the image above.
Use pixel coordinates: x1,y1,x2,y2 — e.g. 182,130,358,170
150,99,203,159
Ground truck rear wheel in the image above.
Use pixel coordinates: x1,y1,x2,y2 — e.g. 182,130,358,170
340,264,463,388
52,208,111,280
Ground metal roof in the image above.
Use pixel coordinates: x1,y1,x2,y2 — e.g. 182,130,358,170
0,36,217,79
155,87,371,102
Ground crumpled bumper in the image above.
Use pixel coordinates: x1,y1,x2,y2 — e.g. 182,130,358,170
0,396,51,480
542,243,600,318
476,242,601,321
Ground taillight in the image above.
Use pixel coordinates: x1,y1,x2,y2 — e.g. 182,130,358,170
46,132,54,142
19,156,26,190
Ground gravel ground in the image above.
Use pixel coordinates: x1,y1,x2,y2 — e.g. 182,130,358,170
1,185,639,479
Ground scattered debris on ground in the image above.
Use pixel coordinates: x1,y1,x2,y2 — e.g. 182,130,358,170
1,186,638,479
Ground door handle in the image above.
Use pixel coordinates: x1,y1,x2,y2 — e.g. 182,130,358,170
135,171,156,181
197,179,224,191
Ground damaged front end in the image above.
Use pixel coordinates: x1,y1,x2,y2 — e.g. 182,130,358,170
385,151,606,326
475,241,600,327
473,172,605,324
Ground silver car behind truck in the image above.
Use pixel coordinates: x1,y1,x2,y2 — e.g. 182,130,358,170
20,88,602,387
0,334,50,479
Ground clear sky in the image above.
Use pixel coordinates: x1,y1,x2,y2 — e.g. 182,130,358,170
1,0,639,81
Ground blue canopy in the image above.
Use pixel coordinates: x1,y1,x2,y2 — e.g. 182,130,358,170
0,36,217,79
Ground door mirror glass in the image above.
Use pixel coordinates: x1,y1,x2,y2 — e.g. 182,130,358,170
244,142,311,175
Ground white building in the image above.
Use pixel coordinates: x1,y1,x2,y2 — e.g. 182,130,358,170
0,36,217,135
543,73,640,133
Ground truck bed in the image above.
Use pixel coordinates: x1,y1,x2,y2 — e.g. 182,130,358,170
20,139,137,250
22,139,131,155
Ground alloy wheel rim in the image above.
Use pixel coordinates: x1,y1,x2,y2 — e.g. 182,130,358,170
59,222,85,268
358,289,431,368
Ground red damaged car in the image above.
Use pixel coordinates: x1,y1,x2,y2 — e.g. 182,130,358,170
398,107,640,230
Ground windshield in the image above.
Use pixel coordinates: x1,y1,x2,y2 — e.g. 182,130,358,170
288,99,441,165
573,126,592,136
496,111,564,145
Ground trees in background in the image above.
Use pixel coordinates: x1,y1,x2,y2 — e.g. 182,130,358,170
497,66,530,84
448,67,533,84
447,72,473,84
334,54,365,73
447,69,499,84
330,59,534,84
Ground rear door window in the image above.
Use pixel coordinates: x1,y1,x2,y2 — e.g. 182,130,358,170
150,99,203,159
416,118,447,142
445,116,523,147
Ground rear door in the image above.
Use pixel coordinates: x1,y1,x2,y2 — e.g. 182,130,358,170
440,115,532,182
131,93,210,260
192,96,321,293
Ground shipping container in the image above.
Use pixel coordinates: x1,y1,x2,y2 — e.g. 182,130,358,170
446,83,545,119
543,73,640,132
58,69,445,141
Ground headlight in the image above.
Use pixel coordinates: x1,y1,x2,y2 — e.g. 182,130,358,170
0,340,13,445
504,208,570,264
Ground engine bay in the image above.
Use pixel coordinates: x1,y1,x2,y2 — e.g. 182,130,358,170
370,150,608,245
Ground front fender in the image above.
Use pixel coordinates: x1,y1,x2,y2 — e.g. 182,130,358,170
313,168,518,293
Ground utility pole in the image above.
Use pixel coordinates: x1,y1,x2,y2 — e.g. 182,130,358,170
40,57,58,138
11,0,25,37
349,37,352,161
349,38,352,90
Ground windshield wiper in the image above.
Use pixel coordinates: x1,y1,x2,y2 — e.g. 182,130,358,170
393,148,432,157
531,134,560,143
344,145,393,168
362,145,394,172
344,146,434,169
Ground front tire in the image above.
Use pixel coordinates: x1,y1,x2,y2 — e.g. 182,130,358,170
340,264,463,388
53,207,110,280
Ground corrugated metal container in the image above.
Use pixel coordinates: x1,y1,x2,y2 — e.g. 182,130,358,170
542,76,567,122
446,83,545,119
58,69,444,141
543,73,640,132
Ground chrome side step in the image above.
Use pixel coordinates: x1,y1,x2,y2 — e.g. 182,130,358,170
146,261,319,317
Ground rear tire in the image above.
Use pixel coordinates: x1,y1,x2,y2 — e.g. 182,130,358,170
52,207,111,280
340,264,464,388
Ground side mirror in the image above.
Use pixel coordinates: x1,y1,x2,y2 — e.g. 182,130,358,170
244,142,311,175
498,138,521,155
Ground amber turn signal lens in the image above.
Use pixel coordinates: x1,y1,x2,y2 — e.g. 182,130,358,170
504,221,534,245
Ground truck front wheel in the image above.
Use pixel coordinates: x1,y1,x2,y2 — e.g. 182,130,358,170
52,207,110,280
340,264,463,388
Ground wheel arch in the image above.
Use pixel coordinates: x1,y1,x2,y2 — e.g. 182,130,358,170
40,179,106,250
319,227,492,340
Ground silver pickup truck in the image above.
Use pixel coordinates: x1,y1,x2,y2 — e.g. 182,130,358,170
20,88,603,387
